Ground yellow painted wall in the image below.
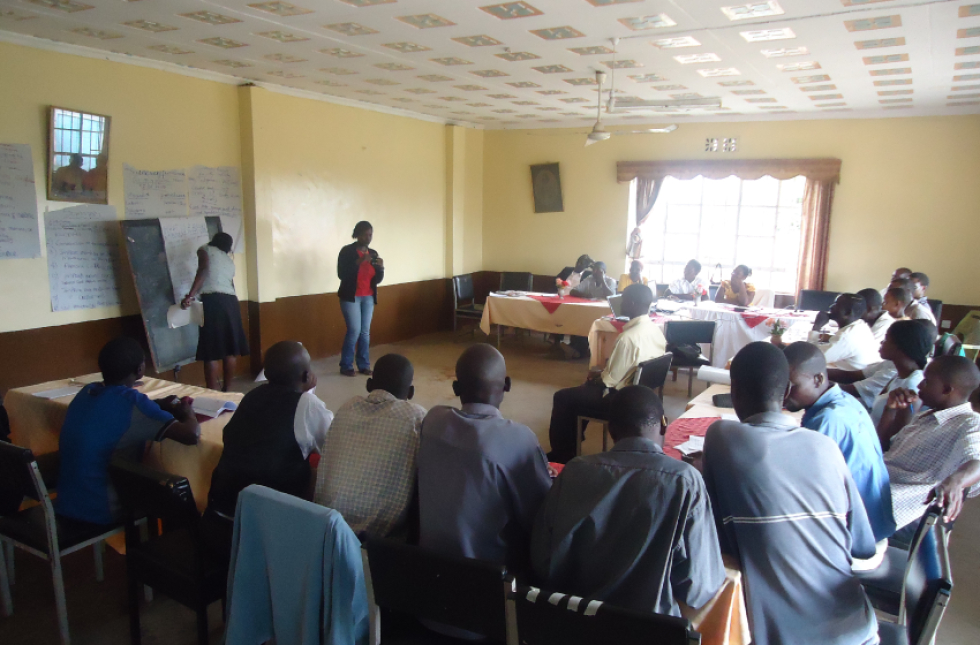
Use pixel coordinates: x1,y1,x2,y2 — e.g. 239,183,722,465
0,42,244,334
462,127,484,274
482,115,980,304
245,87,447,302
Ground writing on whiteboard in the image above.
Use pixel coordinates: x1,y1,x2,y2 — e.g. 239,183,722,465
189,165,244,252
159,217,210,304
0,143,41,259
123,164,188,219
45,205,122,311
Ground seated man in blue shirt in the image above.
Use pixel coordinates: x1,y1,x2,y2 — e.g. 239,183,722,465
783,342,895,566
56,337,201,525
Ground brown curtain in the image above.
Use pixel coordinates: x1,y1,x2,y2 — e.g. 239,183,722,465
796,178,835,294
635,176,661,226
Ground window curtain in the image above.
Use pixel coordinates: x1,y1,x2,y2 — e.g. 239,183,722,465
635,177,661,227
796,179,834,294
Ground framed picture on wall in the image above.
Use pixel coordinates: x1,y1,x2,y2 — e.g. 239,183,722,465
530,162,564,213
47,106,111,204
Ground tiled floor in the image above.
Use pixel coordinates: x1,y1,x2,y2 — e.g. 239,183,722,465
1,331,977,644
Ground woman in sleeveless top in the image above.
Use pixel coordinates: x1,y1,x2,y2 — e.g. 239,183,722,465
181,232,249,391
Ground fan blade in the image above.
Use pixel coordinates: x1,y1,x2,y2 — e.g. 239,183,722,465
584,137,601,147
612,126,678,135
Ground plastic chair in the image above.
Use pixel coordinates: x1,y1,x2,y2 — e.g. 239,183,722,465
0,443,122,645
108,458,226,645
797,289,841,312
508,584,699,645
664,321,716,397
452,274,484,339
363,536,514,645
499,272,532,292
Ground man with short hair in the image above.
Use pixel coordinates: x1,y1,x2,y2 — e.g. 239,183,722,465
531,386,725,616
703,342,878,645
857,287,895,344
667,259,707,301
547,283,666,463
418,345,551,572
572,261,616,300
880,356,980,528
315,353,426,538
56,337,201,525
783,342,895,547
794,293,880,370
893,276,936,325
880,266,912,299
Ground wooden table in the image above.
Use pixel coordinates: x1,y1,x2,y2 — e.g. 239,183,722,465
6,374,242,512
478,292,611,343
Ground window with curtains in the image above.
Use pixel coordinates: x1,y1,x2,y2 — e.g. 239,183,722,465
634,175,806,293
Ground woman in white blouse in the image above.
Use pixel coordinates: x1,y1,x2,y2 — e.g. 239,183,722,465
871,320,935,426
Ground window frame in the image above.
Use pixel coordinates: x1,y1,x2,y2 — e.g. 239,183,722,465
47,105,112,204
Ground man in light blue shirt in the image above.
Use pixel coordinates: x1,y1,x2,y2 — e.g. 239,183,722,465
784,342,895,547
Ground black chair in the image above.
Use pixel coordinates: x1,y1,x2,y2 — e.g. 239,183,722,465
108,458,227,645
927,299,943,323
664,321,715,397
499,272,532,292
797,289,841,312
452,274,484,339
0,443,122,645
363,536,513,645
508,584,699,645
707,284,720,301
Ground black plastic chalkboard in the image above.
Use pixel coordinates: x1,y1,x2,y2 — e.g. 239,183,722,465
120,217,222,373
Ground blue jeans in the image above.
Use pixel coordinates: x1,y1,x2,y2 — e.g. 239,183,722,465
340,296,374,371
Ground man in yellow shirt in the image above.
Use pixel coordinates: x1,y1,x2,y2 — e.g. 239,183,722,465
617,260,648,293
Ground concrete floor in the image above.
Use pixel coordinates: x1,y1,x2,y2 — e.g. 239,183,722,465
2,330,978,644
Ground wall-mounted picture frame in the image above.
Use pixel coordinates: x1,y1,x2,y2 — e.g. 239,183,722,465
47,106,111,204
530,162,564,213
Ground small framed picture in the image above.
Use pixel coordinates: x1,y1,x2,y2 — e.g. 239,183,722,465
530,162,564,213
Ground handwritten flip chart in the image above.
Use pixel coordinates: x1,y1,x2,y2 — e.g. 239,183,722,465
189,165,244,252
0,143,41,259
45,205,122,311
123,164,188,219
159,216,210,304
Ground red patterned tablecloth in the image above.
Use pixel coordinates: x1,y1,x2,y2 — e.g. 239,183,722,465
527,294,600,314
663,416,720,460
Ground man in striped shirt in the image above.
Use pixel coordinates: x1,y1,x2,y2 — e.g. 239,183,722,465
703,342,878,645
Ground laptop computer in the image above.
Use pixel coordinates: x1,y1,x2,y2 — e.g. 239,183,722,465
607,294,626,319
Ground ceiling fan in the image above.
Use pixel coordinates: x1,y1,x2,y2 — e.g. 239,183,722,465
585,69,678,146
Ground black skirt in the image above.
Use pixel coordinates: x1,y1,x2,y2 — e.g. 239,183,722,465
197,293,249,361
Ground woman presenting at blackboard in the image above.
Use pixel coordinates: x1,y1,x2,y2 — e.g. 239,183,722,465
337,221,384,377
181,232,248,391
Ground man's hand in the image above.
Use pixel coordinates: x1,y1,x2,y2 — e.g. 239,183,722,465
813,310,831,331
928,478,967,523
886,387,919,411
585,367,604,385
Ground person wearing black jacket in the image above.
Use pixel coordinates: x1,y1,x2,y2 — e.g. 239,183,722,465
337,221,384,376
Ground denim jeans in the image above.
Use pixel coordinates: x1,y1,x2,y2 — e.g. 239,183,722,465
340,296,374,371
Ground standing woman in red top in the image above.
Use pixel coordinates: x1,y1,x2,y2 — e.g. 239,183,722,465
337,221,384,376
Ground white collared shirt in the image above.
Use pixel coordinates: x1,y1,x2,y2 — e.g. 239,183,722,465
808,319,881,371
668,276,706,296
906,300,937,326
601,316,667,390
869,313,896,344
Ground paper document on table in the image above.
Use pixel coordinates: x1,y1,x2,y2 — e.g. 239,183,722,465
33,385,83,399
675,436,705,456
698,366,732,386
721,413,740,422
192,397,238,418
655,299,684,313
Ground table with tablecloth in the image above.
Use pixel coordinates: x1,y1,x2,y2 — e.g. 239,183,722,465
587,311,689,368
6,374,242,512
478,292,612,341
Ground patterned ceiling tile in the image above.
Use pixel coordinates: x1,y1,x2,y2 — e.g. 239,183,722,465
314,79,347,87
863,53,909,64
791,74,831,83
761,47,809,58
320,48,365,58
508,81,541,88
841,0,893,5
248,2,314,17
718,79,755,86
214,59,253,68
698,68,741,77
322,67,358,75
586,0,643,4
956,46,980,56
740,28,795,41
955,61,980,69
954,73,980,81
268,70,304,78
513,100,539,105
390,97,413,102
880,98,913,103
199,37,248,49
809,93,844,100
776,61,821,72
603,60,643,69
180,11,242,26
69,27,123,39
949,92,980,98
472,69,509,77
672,93,704,99
844,15,901,31
355,89,384,95
874,78,912,85
455,84,488,91
467,102,492,107
536,107,560,111
531,27,585,40
496,51,541,62
820,106,851,111
431,57,473,66
958,28,980,39
869,67,911,75
27,0,92,12
265,53,307,63
396,14,456,29
148,44,194,55
731,89,767,95
745,97,778,103
515,114,538,118
382,42,431,54
338,0,396,7
568,46,613,55
721,2,785,21
949,100,980,106
492,109,517,113
404,88,437,94
375,63,414,71
256,30,309,43
123,20,178,33
0,8,36,20
652,37,701,49
365,78,399,86
453,35,503,47
488,93,517,98
675,53,721,64
619,14,677,31
952,84,980,91
438,96,466,101
537,90,566,95
324,23,378,36
654,84,688,90
959,5,980,17
628,73,667,82
800,84,837,91
878,89,913,95
532,64,574,74
559,97,590,103
481,3,544,20
563,77,598,85
854,37,906,49
418,74,453,82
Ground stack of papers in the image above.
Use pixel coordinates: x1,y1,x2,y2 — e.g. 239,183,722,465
192,397,238,418
32,385,83,399
675,435,705,456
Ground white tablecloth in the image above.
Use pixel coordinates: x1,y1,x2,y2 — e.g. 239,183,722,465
479,292,611,338
681,302,816,367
